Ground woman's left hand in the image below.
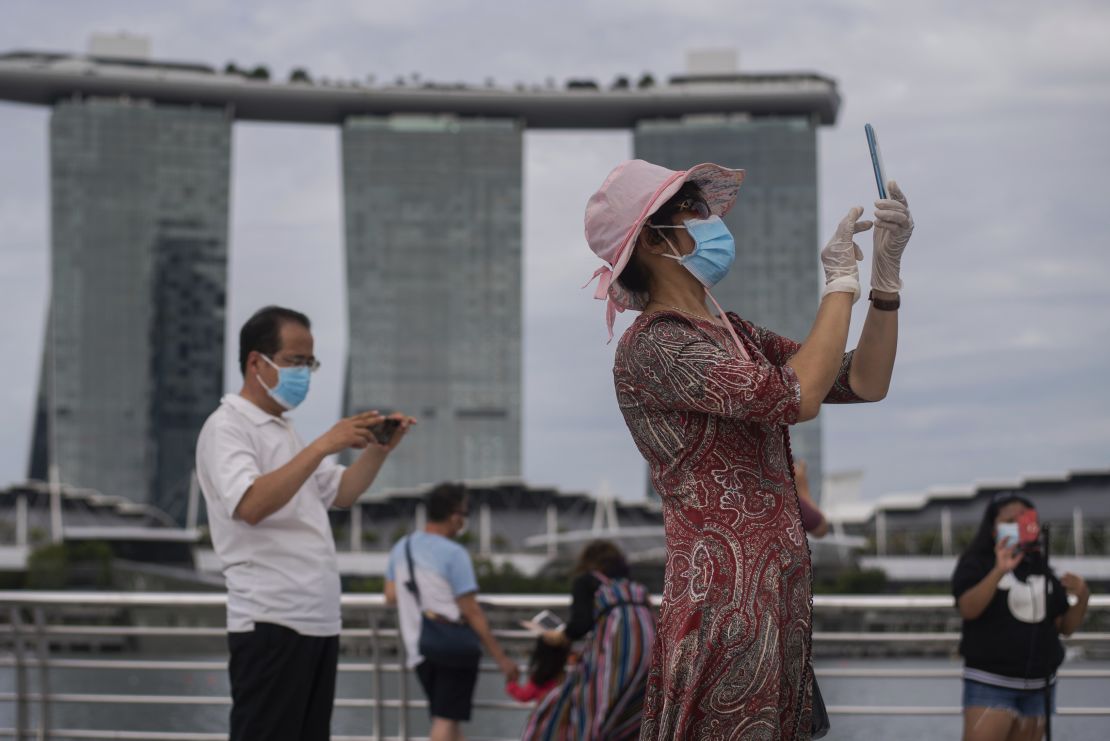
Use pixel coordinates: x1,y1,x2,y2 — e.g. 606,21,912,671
1061,572,1090,602
542,628,568,647
871,181,914,294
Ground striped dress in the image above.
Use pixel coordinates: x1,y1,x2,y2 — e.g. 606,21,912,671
522,572,657,740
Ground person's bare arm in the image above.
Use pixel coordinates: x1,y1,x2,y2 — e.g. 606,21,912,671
384,579,397,607
456,593,519,682
957,543,1023,620
847,295,898,401
1056,573,1090,636
787,293,853,421
787,207,871,422
235,412,378,525
849,182,914,401
334,415,416,508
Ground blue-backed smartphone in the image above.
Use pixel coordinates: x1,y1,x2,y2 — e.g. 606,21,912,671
864,123,888,199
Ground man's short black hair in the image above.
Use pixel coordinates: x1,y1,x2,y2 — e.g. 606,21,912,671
426,483,468,523
238,306,311,375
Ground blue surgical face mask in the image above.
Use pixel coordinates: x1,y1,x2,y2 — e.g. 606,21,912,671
654,214,736,288
996,522,1019,548
257,354,311,410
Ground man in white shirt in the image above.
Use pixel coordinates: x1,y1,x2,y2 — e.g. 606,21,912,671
196,305,413,741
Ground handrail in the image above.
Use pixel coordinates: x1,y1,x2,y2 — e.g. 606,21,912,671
0,592,1106,740
0,590,1104,609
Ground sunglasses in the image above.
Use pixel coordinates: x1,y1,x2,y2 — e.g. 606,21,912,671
673,196,711,220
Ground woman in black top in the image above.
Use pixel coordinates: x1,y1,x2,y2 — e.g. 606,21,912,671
952,493,1089,741
522,540,656,739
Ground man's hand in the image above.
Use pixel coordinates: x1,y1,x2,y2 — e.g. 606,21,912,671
871,181,914,293
378,413,417,453
314,411,383,456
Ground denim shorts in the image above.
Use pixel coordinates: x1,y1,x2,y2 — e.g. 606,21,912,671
963,678,1056,718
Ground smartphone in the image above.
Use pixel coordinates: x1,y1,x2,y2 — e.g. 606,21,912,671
1017,509,1040,548
368,418,401,446
531,609,565,632
864,123,888,199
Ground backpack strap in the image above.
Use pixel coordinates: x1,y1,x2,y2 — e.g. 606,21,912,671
403,535,423,608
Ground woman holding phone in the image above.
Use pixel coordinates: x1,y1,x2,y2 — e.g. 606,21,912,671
521,540,655,740
953,494,1090,741
582,159,913,738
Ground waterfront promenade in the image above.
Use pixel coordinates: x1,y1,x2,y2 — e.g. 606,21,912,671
1,591,1107,739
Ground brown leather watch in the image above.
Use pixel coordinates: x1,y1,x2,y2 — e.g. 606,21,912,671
868,290,900,311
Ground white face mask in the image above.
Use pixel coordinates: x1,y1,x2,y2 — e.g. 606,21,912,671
455,516,469,537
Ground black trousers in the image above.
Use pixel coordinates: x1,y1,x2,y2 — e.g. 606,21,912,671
228,622,339,741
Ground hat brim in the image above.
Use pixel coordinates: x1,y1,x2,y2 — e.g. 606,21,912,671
606,163,745,311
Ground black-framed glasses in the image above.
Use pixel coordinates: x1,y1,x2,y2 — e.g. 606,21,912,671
454,509,470,517
268,354,322,373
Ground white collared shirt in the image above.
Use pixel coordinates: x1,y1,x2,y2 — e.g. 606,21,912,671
196,394,346,636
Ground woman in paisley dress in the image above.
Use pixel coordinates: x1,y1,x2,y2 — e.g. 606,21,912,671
582,159,915,738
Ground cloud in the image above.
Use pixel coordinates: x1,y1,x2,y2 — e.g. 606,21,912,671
0,0,1107,503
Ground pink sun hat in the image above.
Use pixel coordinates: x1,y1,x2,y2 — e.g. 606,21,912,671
584,159,745,339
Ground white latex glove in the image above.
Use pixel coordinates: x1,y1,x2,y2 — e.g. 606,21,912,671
821,206,872,303
871,181,914,293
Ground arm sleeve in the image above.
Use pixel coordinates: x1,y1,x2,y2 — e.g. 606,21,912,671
798,496,825,533
196,423,261,519
385,546,397,581
952,553,992,601
447,550,479,597
737,316,866,405
312,455,346,509
564,574,600,641
624,315,802,425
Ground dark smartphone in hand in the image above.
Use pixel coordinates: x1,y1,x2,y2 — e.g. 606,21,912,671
368,418,401,446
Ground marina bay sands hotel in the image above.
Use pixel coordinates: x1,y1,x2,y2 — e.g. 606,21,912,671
0,40,841,521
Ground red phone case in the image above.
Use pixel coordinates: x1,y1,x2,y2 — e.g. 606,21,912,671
1017,509,1040,546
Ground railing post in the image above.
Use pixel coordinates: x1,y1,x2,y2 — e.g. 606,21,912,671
33,607,51,738
398,616,409,741
370,607,382,741
10,607,28,740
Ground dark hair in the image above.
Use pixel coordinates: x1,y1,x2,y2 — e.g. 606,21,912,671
238,306,311,375
528,636,569,686
615,182,706,298
963,492,1036,559
426,483,468,523
573,539,630,579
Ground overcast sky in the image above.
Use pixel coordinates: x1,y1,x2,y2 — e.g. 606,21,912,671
1,0,1108,506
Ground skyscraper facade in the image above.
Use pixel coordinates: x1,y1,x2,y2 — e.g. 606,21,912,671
634,116,826,501
30,98,231,520
341,115,523,490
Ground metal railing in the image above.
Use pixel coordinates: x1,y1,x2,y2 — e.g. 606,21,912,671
0,592,1107,740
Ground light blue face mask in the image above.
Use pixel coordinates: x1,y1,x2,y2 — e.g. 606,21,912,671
654,214,737,288
258,354,311,410
996,522,1020,548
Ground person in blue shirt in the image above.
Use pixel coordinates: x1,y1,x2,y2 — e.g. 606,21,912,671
385,483,518,740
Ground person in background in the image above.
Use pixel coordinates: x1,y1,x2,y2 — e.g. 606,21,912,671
505,637,569,704
794,460,830,538
953,493,1090,741
384,483,519,741
196,305,414,741
522,540,656,740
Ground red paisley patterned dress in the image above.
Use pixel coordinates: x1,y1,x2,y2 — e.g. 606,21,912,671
613,310,865,740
